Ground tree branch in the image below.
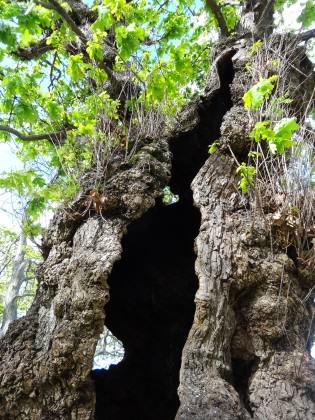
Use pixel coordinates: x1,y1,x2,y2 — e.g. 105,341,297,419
256,0,275,35
297,29,315,42
35,0,87,42
63,0,97,24
0,125,68,145
14,34,54,60
205,0,229,37
34,1,115,81
15,0,136,109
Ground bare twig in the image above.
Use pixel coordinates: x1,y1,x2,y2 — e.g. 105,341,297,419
257,0,275,29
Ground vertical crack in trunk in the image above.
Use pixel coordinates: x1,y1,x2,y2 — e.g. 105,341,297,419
92,53,236,419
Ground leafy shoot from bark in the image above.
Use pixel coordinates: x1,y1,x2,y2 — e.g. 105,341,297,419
242,37,315,266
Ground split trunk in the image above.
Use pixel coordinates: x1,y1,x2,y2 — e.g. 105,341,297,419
0,23,314,420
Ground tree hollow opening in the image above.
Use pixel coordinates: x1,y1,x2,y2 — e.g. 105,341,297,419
93,327,124,370
93,198,200,420
92,52,235,420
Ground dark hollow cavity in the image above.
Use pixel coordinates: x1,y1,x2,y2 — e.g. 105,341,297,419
92,52,235,420
231,356,259,416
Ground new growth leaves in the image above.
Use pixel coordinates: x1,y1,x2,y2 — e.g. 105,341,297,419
0,0,314,223
238,70,302,194
236,162,256,193
250,117,300,154
243,76,279,111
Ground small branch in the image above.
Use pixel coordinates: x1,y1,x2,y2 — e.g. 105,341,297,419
14,34,54,60
35,0,87,42
206,0,229,37
35,2,116,81
297,29,315,42
0,125,68,145
47,52,62,90
15,0,95,61
156,0,169,11
17,1,135,106
13,293,35,302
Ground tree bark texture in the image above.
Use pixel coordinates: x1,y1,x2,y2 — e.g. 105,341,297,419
176,37,315,419
0,139,171,418
0,35,314,420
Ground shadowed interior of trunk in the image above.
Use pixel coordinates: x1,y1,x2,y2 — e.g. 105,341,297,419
231,356,260,415
91,53,235,420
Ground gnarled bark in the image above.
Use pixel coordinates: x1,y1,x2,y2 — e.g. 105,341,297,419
0,26,314,420
0,138,171,418
177,36,315,420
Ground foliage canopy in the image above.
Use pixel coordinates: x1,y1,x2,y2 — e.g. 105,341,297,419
0,0,314,233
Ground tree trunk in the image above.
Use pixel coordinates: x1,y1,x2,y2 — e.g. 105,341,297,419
0,32,314,420
0,232,28,338
176,37,315,420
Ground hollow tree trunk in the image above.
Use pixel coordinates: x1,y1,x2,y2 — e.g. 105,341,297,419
0,32,314,420
176,39,315,420
177,151,315,419
0,136,172,418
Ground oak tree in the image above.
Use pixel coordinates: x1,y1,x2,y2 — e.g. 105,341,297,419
0,0,314,419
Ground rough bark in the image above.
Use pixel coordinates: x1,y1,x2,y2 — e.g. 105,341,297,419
0,7,314,420
176,37,315,419
0,138,171,418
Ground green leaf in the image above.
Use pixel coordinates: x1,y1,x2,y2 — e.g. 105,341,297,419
274,117,300,138
67,54,85,82
298,0,315,28
91,7,113,31
26,197,46,220
45,98,64,120
0,23,17,46
272,117,299,153
250,117,299,155
243,76,278,110
102,0,131,20
208,141,219,155
87,42,103,61
115,23,145,59
15,101,38,123
250,120,273,141
249,40,263,56
22,220,43,237
236,163,256,193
